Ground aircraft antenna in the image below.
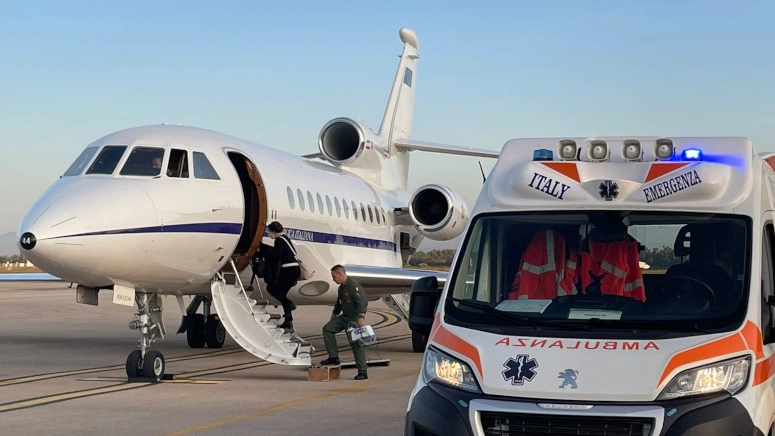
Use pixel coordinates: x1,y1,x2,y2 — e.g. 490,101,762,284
478,161,486,184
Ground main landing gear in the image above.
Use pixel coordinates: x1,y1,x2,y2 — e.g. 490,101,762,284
411,331,428,353
126,292,166,381
177,295,226,349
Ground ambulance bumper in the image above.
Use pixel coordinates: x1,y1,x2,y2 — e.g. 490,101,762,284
404,384,762,436
404,384,476,436
659,394,761,436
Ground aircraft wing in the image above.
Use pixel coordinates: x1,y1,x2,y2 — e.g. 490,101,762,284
342,265,447,297
393,138,500,158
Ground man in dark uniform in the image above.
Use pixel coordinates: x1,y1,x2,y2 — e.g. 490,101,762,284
320,264,369,380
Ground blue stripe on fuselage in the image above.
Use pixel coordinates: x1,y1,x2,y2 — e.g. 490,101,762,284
48,223,397,251
283,228,396,251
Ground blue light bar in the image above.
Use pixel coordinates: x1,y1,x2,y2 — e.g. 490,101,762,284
533,149,553,161
682,149,703,161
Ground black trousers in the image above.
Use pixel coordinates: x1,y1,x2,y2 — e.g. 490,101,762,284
267,266,300,318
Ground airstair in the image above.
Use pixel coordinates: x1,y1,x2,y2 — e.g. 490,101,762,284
210,259,313,366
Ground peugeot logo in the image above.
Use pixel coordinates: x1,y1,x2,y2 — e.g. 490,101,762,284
19,232,37,250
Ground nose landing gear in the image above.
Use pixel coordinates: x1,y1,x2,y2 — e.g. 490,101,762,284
126,292,167,381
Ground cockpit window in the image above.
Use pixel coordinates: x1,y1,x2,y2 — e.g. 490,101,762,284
86,145,127,175
167,149,189,178
63,147,99,177
119,147,165,176
193,152,220,180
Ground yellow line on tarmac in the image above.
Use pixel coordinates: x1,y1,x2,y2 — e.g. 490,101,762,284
81,377,226,384
163,369,420,436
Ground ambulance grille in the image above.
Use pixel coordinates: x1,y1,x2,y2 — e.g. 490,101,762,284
479,411,653,436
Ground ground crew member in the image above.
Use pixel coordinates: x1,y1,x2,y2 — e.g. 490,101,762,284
320,264,369,380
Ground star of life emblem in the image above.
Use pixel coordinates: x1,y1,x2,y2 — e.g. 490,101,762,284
599,180,619,201
502,354,538,386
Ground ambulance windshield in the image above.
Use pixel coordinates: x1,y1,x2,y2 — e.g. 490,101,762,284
446,211,750,335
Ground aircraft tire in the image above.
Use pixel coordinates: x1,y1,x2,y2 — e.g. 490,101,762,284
205,316,226,349
126,350,142,378
411,331,428,353
186,314,206,348
141,350,165,381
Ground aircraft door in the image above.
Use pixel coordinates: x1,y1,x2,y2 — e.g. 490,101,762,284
227,153,267,271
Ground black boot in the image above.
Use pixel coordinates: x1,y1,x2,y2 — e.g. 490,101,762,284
278,317,293,330
354,372,368,380
320,357,340,365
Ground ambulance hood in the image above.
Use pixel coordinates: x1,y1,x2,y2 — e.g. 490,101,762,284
432,322,754,402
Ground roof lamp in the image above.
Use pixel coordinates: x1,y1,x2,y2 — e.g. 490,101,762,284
682,149,703,161
622,139,642,161
588,140,608,161
533,149,553,161
558,140,578,161
655,138,674,161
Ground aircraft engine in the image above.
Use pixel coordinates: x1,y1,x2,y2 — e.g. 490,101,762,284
318,117,382,166
408,184,469,241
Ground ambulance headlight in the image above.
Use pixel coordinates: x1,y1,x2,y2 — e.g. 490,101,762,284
423,347,481,393
654,138,674,160
657,356,750,400
588,140,608,161
558,140,578,160
622,139,641,161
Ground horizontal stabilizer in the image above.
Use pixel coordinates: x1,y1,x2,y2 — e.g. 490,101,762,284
343,265,447,297
393,138,499,158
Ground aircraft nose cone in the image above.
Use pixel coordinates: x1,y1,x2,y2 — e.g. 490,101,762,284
19,232,37,250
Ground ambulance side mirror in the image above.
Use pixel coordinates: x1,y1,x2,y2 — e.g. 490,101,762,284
408,276,442,337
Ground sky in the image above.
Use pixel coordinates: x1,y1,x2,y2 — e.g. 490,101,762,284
1,1,774,239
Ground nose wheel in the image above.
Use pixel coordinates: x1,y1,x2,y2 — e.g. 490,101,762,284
126,350,166,381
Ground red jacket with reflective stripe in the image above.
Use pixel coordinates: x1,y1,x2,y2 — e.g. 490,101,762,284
578,239,645,302
509,230,578,300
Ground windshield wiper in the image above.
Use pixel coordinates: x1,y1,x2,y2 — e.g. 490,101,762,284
447,297,574,330
555,318,710,334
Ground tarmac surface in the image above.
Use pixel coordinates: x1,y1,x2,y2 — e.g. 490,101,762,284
0,281,423,435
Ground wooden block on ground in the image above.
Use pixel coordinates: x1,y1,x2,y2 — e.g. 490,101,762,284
308,365,340,381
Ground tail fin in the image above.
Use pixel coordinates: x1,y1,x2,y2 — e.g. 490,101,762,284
378,28,419,158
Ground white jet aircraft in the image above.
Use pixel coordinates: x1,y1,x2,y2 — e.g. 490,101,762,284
17,28,498,381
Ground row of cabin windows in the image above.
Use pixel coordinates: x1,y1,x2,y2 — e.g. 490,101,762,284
63,145,220,180
286,187,388,225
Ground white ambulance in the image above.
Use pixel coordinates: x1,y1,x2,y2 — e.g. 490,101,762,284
405,137,775,436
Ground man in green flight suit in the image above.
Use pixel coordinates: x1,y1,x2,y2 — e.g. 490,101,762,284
320,264,369,380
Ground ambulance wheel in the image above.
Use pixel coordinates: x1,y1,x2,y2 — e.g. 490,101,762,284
205,315,226,348
411,332,428,353
126,350,142,378
141,350,165,381
186,314,206,348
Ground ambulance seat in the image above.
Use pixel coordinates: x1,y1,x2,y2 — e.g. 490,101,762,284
507,229,575,300
663,225,735,312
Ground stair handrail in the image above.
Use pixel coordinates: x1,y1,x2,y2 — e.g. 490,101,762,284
228,258,255,311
